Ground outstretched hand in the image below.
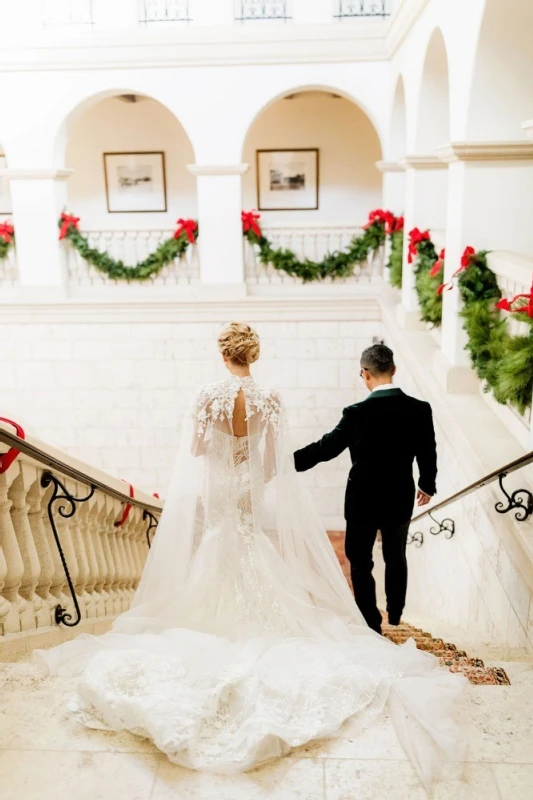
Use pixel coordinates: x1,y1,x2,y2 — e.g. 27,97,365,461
417,489,431,507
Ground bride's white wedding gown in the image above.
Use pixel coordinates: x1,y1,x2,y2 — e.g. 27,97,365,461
35,376,468,789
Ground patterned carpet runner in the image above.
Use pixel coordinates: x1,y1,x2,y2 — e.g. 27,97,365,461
328,532,511,686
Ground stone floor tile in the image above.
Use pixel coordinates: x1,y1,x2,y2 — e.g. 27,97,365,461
467,686,533,763
152,756,325,800
324,759,426,800
492,763,533,799
0,750,159,800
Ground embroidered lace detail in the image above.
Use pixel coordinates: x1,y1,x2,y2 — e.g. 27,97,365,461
193,377,281,435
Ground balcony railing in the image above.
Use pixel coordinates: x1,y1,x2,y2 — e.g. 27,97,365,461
245,223,384,287
235,1,291,22
43,0,94,26
335,1,389,19
138,0,191,23
65,230,200,291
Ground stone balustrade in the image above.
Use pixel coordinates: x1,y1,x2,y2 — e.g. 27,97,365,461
0,420,162,659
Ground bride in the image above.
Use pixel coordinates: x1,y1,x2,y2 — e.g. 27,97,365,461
36,322,468,790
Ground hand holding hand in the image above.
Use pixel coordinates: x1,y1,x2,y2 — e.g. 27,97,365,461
417,489,431,507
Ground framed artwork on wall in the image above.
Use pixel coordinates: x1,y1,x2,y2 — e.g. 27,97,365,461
0,156,12,215
256,148,319,211
103,151,167,213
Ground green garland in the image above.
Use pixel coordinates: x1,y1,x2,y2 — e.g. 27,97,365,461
0,222,14,262
458,252,533,415
386,229,403,289
243,219,388,283
60,215,197,281
0,237,13,262
413,238,443,326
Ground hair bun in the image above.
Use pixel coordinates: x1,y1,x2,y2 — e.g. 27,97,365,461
218,322,260,366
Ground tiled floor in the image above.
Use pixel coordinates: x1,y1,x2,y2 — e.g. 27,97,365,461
1,659,532,799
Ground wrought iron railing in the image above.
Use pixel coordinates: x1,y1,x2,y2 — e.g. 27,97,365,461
43,0,94,25
408,450,533,546
139,0,191,23
335,1,389,19
235,1,291,22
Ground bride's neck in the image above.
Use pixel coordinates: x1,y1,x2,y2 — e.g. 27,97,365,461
227,365,251,378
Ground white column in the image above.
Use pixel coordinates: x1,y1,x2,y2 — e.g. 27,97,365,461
293,0,331,24
376,160,405,285
188,164,248,294
5,169,72,295
191,0,234,25
396,156,448,329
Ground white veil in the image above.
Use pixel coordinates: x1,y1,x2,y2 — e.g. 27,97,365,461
35,376,468,790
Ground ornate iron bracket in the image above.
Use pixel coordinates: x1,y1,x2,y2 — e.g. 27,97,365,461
407,512,455,547
41,471,95,627
495,472,533,522
143,510,160,548
407,530,424,547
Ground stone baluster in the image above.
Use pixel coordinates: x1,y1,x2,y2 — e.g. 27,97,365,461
27,474,54,628
42,481,69,612
65,479,92,621
77,500,97,620
91,495,108,617
104,498,122,615
84,492,104,618
123,509,139,605
114,507,130,612
131,508,147,592
0,544,12,629
9,465,44,630
0,468,26,633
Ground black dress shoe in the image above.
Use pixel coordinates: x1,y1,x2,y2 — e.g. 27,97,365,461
387,614,401,626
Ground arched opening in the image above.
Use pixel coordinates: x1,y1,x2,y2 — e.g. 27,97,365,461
415,28,450,153
390,76,407,161
242,88,382,227
62,92,196,230
467,0,533,140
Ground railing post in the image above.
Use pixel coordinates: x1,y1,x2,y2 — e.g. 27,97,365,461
0,470,26,633
27,475,54,628
9,466,43,630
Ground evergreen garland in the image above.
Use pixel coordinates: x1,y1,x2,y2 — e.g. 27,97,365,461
0,223,14,262
413,239,443,326
243,220,387,283
386,229,403,288
59,214,198,282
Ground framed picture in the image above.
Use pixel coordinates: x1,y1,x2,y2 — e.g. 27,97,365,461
103,151,167,213
0,156,12,215
256,149,319,211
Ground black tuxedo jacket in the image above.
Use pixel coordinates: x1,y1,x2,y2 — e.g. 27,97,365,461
294,388,437,526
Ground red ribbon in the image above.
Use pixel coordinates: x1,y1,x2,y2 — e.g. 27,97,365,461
496,276,533,318
59,213,80,240
437,246,476,295
0,222,14,244
407,228,430,263
429,248,445,278
0,417,25,475
241,211,262,238
392,215,404,233
364,208,398,234
114,482,134,528
174,218,198,244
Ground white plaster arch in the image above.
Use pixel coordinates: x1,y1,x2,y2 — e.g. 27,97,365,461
239,83,385,161
414,27,450,153
466,0,533,140
389,75,407,161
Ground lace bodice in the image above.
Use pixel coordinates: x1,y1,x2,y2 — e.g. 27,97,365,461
193,376,281,436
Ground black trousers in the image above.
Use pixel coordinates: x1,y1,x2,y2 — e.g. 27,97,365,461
345,518,410,634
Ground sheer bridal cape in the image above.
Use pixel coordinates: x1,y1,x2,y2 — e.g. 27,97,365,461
35,376,468,790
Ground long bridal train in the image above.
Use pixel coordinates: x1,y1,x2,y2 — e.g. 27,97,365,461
35,376,468,791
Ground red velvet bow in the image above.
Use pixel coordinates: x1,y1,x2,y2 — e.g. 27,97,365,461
0,417,25,475
241,211,262,238
0,222,14,243
496,276,533,318
364,209,396,234
407,228,430,263
174,218,198,244
59,213,80,240
392,215,404,233
437,246,476,294
114,482,134,528
429,248,445,278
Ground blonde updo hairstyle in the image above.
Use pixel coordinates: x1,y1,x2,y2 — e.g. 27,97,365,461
218,322,260,366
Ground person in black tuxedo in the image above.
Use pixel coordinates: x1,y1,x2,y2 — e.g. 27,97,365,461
294,344,437,635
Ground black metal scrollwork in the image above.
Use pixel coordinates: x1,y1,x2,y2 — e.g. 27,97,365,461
41,471,95,627
143,510,160,548
495,472,533,522
407,531,424,547
428,511,455,539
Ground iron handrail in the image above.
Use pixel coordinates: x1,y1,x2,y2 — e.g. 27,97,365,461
0,427,162,514
411,450,533,523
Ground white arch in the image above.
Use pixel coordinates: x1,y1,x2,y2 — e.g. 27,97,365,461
389,75,407,161
239,83,385,160
466,0,533,140
415,28,450,153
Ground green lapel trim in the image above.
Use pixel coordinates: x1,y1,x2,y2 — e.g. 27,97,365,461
363,388,404,402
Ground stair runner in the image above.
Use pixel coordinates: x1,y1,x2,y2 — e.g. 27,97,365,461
328,532,511,686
